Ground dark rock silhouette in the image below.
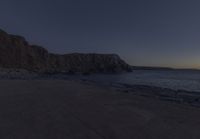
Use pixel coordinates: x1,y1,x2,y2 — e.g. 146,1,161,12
0,29,132,73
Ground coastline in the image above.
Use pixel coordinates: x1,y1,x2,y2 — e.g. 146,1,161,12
1,69,200,108
77,79,200,108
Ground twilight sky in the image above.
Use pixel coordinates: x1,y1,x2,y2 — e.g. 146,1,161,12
0,0,200,68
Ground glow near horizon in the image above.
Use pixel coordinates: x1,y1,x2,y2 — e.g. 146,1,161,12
0,0,200,69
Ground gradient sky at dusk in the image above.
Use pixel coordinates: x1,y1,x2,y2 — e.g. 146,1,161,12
0,0,200,68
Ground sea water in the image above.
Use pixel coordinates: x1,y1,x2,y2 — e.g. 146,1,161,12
78,70,200,92
2,69,199,92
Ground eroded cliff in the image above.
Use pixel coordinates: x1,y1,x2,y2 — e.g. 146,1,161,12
0,29,132,73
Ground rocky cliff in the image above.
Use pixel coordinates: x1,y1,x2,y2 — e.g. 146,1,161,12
0,29,132,73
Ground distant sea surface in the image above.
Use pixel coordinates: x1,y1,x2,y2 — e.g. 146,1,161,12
71,70,200,92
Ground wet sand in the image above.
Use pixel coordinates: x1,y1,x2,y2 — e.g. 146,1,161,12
0,80,200,139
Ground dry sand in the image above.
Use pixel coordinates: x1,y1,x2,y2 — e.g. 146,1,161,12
0,80,200,139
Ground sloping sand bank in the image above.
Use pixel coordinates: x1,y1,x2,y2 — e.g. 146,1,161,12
0,80,200,139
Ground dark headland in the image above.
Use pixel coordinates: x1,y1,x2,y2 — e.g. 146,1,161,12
0,29,131,74
0,29,200,139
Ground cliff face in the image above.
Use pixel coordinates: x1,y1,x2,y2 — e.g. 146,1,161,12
0,29,132,73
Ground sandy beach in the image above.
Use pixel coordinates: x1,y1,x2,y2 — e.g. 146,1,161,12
0,80,200,139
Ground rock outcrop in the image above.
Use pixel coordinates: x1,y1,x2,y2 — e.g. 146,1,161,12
0,29,132,73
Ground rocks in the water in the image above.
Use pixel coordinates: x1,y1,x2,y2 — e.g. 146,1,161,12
0,29,132,73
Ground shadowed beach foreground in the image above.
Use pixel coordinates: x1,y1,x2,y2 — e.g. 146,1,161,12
0,80,200,139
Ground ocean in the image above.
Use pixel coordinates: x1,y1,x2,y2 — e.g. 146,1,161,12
1,69,200,92
76,70,200,92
